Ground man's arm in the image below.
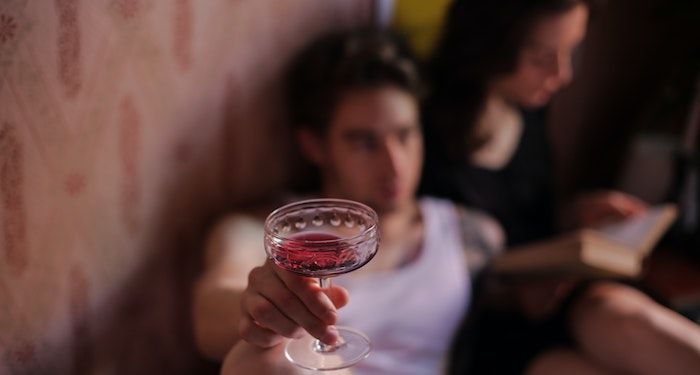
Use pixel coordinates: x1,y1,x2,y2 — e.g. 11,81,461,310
192,215,267,360
192,214,349,361
455,205,505,277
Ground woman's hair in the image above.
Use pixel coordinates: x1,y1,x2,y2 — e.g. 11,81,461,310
287,28,424,135
426,0,591,160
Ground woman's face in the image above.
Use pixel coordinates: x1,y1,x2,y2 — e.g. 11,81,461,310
490,4,589,108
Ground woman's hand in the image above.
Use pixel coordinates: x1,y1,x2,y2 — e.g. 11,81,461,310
239,259,349,348
515,277,579,319
564,190,648,229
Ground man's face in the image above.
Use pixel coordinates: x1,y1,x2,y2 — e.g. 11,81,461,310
491,4,589,108
310,86,423,214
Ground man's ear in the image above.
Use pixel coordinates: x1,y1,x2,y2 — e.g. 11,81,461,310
296,127,326,167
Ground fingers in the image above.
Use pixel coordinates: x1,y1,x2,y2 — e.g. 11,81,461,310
248,266,337,343
238,313,286,348
605,191,647,216
240,261,342,347
241,292,303,339
516,278,580,319
593,194,645,222
270,263,340,325
573,190,648,227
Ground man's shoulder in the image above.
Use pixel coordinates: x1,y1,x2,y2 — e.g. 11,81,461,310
202,200,284,270
419,196,498,226
211,213,265,240
219,210,265,227
211,193,306,234
420,196,505,276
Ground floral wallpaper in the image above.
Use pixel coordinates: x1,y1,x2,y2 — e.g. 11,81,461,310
0,0,371,373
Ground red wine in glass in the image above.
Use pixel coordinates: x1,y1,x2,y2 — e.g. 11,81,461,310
264,198,379,371
272,233,370,277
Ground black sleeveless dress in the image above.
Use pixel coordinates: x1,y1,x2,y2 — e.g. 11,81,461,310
421,108,556,247
421,108,572,374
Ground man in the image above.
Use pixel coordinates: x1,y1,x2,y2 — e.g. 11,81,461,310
192,29,502,374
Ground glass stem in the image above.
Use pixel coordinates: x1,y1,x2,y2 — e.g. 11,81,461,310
319,277,331,289
314,277,337,353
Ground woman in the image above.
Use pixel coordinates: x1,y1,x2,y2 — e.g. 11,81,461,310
422,0,700,374
422,0,648,246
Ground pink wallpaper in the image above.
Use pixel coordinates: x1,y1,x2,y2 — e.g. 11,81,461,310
0,0,371,373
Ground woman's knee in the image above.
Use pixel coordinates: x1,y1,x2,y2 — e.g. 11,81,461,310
568,282,657,342
526,347,609,375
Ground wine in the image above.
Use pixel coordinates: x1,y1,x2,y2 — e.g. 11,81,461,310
270,232,372,277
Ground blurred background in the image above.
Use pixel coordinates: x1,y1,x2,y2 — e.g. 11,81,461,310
0,0,697,373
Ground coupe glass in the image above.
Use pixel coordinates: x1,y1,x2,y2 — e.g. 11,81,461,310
264,198,379,371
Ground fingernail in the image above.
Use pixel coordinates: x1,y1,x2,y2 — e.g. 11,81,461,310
323,326,339,345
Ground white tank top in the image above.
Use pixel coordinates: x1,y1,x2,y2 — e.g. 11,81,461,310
334,197,471,375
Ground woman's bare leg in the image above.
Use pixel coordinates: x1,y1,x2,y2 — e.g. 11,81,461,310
527,347,612,375
568,282,700,375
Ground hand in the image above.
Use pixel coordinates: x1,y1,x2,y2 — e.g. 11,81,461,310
239,259,349,348
566,190,648,229
515,278,579,319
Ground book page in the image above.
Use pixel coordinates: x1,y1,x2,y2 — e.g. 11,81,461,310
596,204,677,252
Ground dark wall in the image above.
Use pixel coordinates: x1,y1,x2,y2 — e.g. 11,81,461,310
549,0,700,196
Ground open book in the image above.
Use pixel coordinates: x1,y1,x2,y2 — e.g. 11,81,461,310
493,204,678,278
